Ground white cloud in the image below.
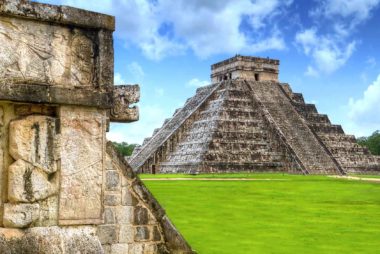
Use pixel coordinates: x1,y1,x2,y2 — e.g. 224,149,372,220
305,66,319,77
36,0,292,60
312,0,380,29
295,28,356,74
347,74,380,135
296,0,379,76
114,72,125,85
127,62,145,83
187,78,210,88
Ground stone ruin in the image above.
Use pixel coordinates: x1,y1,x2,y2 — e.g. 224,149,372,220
0,1,194,253
130,55,380,175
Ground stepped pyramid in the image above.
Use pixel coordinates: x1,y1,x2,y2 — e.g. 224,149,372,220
129,56,380,174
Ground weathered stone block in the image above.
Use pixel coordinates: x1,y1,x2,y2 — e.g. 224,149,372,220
38,195,59,227
104,194,121,206
111,243,129,254
152,226,162,241
8,159,57,202
128,243,144,254
97,225,118,244
135,226,150,242
134,206,149,225
103,208,115,224
115,206,133,224
3,203,39,228
59,107,105,225
106,171,120,191
144,244,158,253
9,115,58,173
119,224,134,244
122,187,138,206
0,15,97,88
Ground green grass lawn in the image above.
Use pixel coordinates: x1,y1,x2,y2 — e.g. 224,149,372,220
141,173,380,254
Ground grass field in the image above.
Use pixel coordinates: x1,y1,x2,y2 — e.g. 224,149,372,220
140,173,380,254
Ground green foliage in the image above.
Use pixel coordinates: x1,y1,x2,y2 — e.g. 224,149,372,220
112,141,137,156
143,173,380,254
358,130,380,155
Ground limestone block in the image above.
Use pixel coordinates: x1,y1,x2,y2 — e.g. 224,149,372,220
134,206,149,225
0,16,96,87
3,203,40,228
111,243,129,254
122,187,138,206
115,206,133,224
8,159,57,202
104,194,121,206
103,208,115,224
0,226,102,254
135,226,150,242
9,115,58,174
38,195,59,227
152,226,162,241
97,225,118,244
106,171,120,191
59,107,105,225
128,243,144,253
119,224,134,244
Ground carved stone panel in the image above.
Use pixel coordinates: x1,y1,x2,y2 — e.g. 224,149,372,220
110,85,140,123
9,115,59,173
58,106,105,225
0,16,96,87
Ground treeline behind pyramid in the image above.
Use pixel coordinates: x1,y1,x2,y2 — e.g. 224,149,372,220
129,56,380,175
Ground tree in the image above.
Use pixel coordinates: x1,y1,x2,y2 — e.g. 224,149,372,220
112,141,138,157
357,130,380,155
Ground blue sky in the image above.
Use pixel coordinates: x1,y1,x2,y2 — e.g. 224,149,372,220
36,0,380,144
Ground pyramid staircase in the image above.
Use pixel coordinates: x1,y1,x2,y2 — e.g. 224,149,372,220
281,84,380,174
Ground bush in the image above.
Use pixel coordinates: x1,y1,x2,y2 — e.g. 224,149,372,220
112,142,137,156
358,130,380,155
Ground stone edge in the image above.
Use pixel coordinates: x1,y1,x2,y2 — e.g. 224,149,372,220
106,141,196,254
0,0,115,31
0,83,113,109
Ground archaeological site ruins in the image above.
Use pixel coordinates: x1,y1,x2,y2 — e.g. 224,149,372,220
0,0,194,253
130,55,380,175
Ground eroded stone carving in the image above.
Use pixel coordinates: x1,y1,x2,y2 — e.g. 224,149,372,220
3,203,40,228
110,85,140,123
0,16,96,87
9,115,59,174
59,106,105,225
8,160,57,203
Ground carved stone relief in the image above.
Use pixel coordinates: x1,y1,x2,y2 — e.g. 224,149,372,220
4,115,59,228
110,85,140,123
58,106,105,225
0,16,96,87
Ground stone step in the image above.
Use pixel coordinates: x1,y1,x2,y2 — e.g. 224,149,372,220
310,123,344,134
249,81,340,174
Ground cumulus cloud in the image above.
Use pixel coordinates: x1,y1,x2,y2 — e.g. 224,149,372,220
295,28,356,75
127,62,145,82
347,74,380,135
114,72,125,85
296,0,379,76
36,0,292,60
187,78,210,88
311,0,380,29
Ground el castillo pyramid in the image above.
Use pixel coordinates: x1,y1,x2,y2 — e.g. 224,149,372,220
129,55,380,175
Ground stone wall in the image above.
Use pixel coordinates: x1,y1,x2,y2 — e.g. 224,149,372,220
0,1,194,253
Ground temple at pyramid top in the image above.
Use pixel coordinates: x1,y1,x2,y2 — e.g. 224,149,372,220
211,55,279,82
